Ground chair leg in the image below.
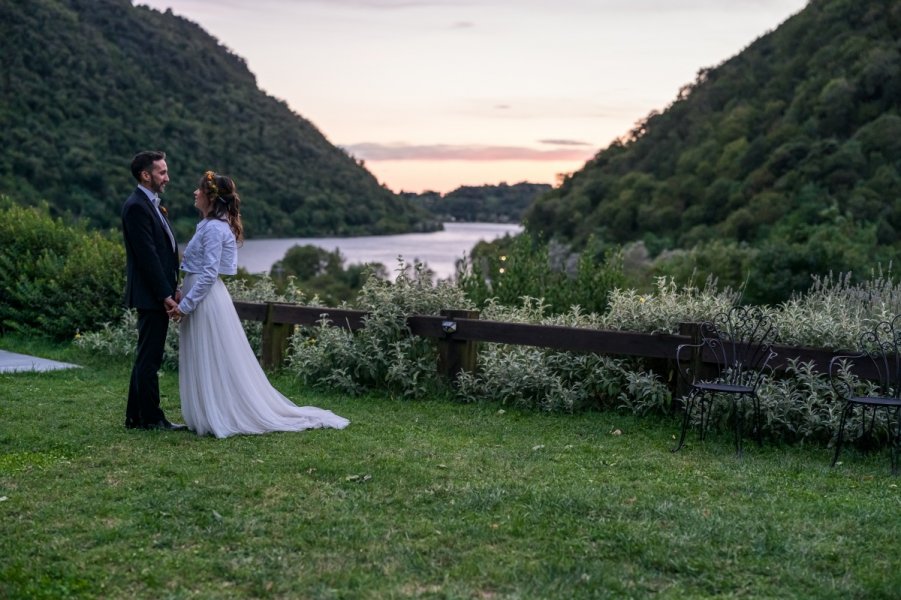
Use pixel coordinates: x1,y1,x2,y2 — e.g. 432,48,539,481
831,403,853,468
891,407,900,476
863,406,877,449
752,394,763,447
698,394,707,441
733,397,743,458
672,389,698,452
700,393,715,441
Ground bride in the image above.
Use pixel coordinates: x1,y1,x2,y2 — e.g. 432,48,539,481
168,171,349,438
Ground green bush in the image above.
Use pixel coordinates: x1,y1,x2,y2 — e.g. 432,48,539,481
287,261,472,399
270,244,386,306
649,239,757,298
0,199,124,339
458,233,625,315
651,220,901,306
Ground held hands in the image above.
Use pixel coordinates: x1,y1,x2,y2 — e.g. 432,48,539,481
164,296,183,322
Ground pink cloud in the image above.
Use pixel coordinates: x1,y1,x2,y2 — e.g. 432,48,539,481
343,143,596,161
539,138,592,146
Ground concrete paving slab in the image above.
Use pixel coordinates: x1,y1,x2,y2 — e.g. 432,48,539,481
0,350,81,373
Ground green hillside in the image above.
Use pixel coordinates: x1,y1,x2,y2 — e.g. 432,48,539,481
525,0,901,302
0,0,438,239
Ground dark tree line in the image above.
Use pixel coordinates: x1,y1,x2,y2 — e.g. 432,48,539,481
404,182,551,223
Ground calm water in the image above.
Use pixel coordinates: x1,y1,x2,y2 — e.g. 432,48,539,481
238,222,523,280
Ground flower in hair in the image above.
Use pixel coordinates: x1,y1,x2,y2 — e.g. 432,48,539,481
204,170,219,196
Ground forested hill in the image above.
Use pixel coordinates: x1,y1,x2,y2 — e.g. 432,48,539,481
525,0,900,295
404,182,552,223
0,0,437,238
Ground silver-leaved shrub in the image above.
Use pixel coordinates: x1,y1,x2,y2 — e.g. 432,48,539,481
77,263,901,445
455,296,670,413
287,261,473,399
75,274,303,368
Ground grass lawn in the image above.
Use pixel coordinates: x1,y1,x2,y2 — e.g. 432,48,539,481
1,335,899,599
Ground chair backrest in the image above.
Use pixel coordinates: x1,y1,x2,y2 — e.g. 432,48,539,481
855,314,901,399
699,306,778,388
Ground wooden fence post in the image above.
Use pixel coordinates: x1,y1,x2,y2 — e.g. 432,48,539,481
260,302,292,370
437,309,480,380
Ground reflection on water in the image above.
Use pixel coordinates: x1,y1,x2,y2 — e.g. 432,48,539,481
238,222,523,280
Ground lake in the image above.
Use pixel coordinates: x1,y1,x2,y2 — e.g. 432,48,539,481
238,222,523,280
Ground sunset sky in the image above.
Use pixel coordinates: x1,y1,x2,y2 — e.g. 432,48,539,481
139,0,809,193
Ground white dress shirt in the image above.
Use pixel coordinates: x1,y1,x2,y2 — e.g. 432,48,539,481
178,218,238,315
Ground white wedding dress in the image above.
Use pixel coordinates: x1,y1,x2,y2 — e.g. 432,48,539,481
177,218,349,438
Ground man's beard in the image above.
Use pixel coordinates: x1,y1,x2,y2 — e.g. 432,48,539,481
149,179,166,194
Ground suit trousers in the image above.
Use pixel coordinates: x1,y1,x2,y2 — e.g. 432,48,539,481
126,308,169,425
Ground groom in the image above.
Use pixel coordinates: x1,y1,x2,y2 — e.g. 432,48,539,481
121,150,185,431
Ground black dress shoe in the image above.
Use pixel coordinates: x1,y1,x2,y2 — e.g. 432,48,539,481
143,419,188,431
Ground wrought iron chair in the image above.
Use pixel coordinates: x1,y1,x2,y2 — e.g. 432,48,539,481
829,315,901,475
672,306,778,456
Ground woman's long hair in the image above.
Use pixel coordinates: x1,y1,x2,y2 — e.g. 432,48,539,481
200,171,244,244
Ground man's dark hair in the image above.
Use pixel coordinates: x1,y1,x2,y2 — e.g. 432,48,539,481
130,151,166,182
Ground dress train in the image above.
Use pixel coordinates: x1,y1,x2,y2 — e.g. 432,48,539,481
179,274,349,438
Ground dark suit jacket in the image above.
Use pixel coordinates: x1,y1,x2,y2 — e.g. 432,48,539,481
121,187,179,310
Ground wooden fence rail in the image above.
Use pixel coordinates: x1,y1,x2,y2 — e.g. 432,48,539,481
233,301,875,388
